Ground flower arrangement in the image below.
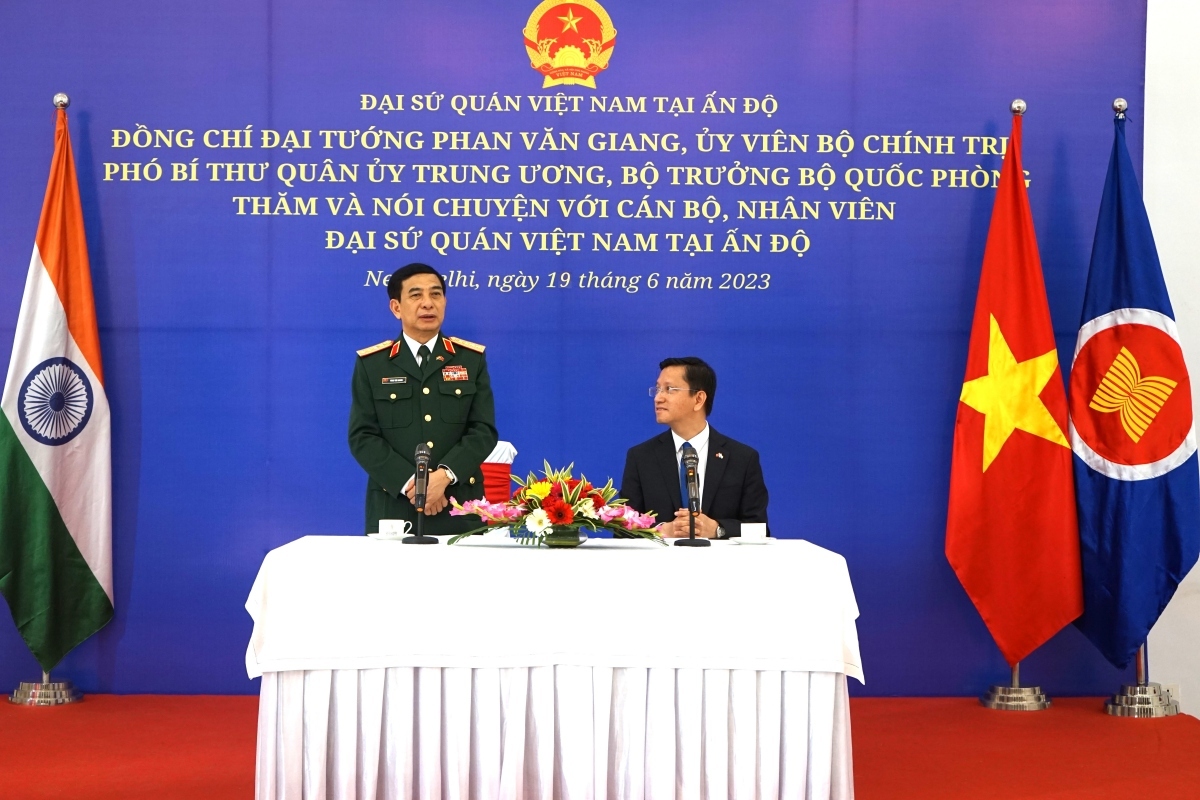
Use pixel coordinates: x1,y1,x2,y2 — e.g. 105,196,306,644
447,461,663,546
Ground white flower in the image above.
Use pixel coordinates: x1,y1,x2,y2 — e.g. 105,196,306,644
524,508,552,535
574,501,599,520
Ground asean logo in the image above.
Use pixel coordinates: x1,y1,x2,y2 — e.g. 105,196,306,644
1068,309,1197,481
523,0,616,89
18,357,94,446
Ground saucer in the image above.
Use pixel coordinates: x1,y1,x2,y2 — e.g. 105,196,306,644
730,537,774,545
367,532,408,541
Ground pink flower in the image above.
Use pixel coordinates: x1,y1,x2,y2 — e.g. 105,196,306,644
451,498,524,522
599,505,624,523
450,499,483,517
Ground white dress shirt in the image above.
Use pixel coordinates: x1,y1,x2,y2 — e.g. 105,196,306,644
670,423,710,509
403,330,440,365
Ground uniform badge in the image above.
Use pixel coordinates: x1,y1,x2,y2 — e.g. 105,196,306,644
381,376,407,385
442,365,469,382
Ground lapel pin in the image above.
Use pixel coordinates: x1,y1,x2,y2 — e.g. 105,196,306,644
715,452,724,459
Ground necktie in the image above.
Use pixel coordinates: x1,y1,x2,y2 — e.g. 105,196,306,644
417,344,432,374
679,442,692,508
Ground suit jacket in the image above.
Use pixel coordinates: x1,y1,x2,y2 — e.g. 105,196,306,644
349,333,498,535
620,428,769,537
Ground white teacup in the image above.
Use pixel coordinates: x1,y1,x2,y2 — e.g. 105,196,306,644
741,522,767,541
378,519,413,537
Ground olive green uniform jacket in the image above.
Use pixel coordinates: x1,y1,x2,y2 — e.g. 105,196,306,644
349,334,498,535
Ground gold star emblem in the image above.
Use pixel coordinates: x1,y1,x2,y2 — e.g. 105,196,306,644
558,7,582,32
959,315,1069,471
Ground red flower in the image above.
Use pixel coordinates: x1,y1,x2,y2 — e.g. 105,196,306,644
590,493,605,510
542,496,574,525
549,482,564,498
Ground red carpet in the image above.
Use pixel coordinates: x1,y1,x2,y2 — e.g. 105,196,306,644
853,698,1200,799
2,695,1199,798
0,695,258,800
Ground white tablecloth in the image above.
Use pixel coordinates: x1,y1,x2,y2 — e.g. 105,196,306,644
246,537,863,800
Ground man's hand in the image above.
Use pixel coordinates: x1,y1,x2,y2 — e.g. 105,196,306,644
405,468,453,515
660,509,719,538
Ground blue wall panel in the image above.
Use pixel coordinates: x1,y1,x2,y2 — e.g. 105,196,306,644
0,0,1147,694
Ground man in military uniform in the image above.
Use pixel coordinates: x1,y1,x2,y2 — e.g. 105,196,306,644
349,263,498,535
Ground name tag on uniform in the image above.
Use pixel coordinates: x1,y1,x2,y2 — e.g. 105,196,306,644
441,365,469,382
381,376,407,384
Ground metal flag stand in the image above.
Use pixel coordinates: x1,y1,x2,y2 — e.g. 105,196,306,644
981,662,1051,711
9,670,83,706
1105,644,1179,717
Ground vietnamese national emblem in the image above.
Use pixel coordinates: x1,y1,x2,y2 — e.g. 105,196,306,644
523,0,616,89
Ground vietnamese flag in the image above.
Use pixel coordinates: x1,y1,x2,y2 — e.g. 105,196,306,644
945,110,1083,666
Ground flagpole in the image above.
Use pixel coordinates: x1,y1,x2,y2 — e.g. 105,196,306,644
1090,95,1182,719
5,92,88,707
958,98,1058,713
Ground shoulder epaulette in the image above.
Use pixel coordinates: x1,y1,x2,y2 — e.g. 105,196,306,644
448,336,485,353
356,340,393,357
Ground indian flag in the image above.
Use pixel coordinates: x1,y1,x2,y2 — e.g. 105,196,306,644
0,105,112,672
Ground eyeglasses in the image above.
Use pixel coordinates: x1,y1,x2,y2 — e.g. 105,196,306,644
648,386,692,397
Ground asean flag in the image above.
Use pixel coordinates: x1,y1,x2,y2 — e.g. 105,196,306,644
946,111,1083,666
1067,114,1200,669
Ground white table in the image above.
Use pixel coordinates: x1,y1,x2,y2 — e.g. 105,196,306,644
246,536,864,800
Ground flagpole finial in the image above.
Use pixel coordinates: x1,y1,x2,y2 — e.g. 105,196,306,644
52,93,70,109
1010,99,1027,116
1113,98,1128,118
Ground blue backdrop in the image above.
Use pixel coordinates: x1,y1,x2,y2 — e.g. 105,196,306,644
0,0,1146,695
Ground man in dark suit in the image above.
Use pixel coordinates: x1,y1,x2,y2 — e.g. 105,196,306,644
620,357,769,538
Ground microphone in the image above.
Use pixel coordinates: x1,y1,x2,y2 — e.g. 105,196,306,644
404,442,438,544
682,444,700,515
674,442,710,547
414,442,431,513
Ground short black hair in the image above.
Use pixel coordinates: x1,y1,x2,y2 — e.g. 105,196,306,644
658,356,716,416
387,263,446,301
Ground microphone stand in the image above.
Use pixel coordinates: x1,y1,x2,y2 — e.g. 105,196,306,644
675,451,710,547
674,509,710,547
404,447,439,545
403,505,437,544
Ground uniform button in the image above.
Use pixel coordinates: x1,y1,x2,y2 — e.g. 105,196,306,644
427,441,434,448
469,477,476,485
455,389,462,396
423,387,430,394
389,393,397,400
424,414,432,422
